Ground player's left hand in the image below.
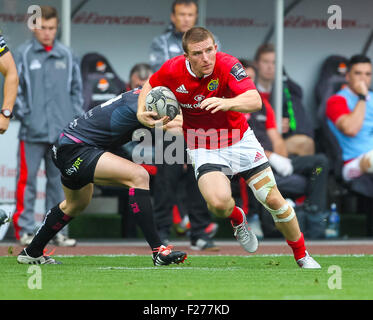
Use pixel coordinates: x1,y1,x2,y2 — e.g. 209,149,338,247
137,110,169,128
200,97,231,114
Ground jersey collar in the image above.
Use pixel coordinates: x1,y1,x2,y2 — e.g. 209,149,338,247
185,60,212,79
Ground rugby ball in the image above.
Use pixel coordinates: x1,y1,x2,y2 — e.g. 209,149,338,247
145,86,180,120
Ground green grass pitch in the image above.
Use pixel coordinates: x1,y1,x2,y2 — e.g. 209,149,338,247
0,255,372,300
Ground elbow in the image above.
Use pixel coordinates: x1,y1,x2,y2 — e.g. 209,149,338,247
253,93,262,112
343,128,359,137
341,126,359,137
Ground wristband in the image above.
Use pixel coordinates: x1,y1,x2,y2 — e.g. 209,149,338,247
358,94,366,101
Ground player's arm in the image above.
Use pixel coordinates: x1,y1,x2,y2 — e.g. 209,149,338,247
137,80,170,128
200,89,262,114
327,90,365,137
335,82,367,136
0,50,19,134
137,80,160,128
336,103,365,137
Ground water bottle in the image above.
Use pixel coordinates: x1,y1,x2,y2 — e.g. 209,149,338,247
325,203,340,238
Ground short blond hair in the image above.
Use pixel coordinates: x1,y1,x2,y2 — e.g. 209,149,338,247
182,27,215,54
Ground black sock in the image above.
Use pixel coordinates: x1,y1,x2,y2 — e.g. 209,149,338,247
128,188,163,250
26,204,73,257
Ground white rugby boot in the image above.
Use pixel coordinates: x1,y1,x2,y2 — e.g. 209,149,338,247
296,251,321,269
231,207,258,253
17,249,61,265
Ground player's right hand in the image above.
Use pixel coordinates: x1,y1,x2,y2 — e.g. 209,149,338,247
355,80,368,97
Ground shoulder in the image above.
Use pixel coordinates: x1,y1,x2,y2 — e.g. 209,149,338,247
326,94,349,122
216,52,240,68
54,40,74,55
327,93,347,106
55,41,80,63
216,52,245,75
13,40,33,61
16,39,33,53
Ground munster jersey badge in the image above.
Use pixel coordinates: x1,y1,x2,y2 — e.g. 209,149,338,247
207,78,219,91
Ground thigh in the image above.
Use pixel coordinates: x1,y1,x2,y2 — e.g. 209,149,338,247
53,142,105,190
197,170,232,205
44,144,62,179
94,152,148,188
285,134,315,156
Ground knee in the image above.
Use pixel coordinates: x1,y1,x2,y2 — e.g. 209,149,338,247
264,190,296,223
361,150,373,173
264,187,285,210
207,194,234,218
127,166,150,189
60,200,88,217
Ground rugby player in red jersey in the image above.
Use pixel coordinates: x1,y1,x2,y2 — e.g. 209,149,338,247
138,27,320,268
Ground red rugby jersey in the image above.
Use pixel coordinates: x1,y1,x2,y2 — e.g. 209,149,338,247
149,52,257,149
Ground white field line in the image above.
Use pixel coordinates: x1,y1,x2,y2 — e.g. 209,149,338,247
97,266,240,271
2,240,373,247
55,253,373,258
56,240,373,247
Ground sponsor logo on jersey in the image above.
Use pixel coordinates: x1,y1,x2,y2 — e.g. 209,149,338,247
194,94,205,102
176,84,189,93
230,63,248,81
207,78,219,91
179,94,205,109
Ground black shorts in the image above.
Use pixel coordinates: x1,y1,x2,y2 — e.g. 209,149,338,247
196,162,270,181
52,142,105,190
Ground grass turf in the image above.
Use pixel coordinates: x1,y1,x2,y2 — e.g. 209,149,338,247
0,255,372,300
